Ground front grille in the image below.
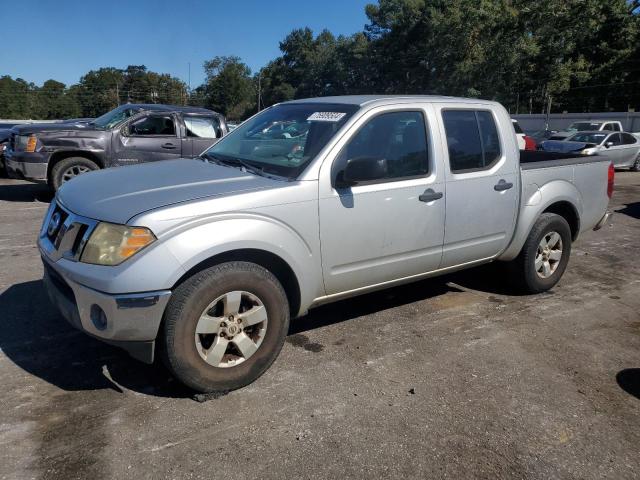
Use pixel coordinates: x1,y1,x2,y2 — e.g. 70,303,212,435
41,201,97,262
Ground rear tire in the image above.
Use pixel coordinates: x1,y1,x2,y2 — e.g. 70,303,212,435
631,153,640,172
160,262,290,393
509,213,572,293
50,157,99,190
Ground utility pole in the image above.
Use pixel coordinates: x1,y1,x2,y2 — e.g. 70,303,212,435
545,95,552,130
116,83,120,106
188,62,191,93
257,71,262,113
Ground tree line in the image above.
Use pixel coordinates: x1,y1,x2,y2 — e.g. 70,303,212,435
2,0,639,121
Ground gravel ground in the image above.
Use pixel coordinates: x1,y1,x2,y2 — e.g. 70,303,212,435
0,172,639,480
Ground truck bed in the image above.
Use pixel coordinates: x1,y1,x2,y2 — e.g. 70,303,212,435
519,150,608,170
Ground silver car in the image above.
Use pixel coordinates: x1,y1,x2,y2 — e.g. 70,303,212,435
567,131,640,170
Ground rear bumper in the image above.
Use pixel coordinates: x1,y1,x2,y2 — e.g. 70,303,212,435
593,210,612,231
42,256,171,363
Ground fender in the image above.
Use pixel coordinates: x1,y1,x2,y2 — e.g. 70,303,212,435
153,213,322,313
499,178,582,261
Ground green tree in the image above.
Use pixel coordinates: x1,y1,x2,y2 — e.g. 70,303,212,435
202,56,255,119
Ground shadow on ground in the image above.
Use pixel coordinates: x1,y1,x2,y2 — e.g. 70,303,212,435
616,369,640,400
0,280,191,398
0,182,53,203
616,202,640,220
1,263,516,396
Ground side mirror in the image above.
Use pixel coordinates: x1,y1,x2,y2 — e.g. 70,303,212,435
337,156,388,187
121,125,130,137
605,141,613,148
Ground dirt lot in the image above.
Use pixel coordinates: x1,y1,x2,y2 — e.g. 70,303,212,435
0,173,639,480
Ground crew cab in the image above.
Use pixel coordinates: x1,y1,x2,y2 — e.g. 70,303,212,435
6,104,227,190
39,95,613,393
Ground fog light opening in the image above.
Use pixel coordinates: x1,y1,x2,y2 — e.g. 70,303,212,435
90,304,108,331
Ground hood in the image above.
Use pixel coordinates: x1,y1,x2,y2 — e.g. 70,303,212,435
57,159,286,224
12,122,96,135
540,140,594,153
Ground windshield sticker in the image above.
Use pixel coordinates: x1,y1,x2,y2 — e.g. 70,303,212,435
307,112,346,122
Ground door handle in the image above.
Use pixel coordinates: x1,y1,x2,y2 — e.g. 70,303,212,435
494,179,513,191
419,189,444,202
162,143,177,149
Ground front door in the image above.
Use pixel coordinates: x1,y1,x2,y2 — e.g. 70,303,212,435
437,106,519,267
318,107,446,295
113,113,182,165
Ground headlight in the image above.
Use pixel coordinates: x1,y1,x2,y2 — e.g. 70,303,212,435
16,135,37,152
581,148,596,156
80,223,156,266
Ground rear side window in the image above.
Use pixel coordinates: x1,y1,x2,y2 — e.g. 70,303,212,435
442,110,502,173
185,116,223,139
512,122,524,134
621,133,638,145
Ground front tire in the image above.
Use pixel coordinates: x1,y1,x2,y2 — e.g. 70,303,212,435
50,156,99,190
509,213,572,293
160,262,290,393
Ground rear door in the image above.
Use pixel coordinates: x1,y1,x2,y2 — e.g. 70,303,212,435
182,115,225,157
112,113,182,165
618,133,640,167
436,105,519,267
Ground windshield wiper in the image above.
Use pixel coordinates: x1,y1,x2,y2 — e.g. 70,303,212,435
204,153,268,178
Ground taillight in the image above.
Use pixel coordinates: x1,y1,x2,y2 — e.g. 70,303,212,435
524,135,536,151
607,163,615,199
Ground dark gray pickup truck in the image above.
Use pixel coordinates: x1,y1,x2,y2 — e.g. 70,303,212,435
6,104,227,189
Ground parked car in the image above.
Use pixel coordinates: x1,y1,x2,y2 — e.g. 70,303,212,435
39,95,613,393
540,131,640,171
0,128,13,175
5,104,228,190
512,120,536,150
548,120,623,141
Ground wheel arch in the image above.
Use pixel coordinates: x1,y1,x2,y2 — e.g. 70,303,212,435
172,248,302,319
47,151,104,183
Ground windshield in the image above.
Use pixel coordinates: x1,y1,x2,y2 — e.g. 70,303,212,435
204,103,359,179
92,105,141,129
567,132,607,144
568,122,602,132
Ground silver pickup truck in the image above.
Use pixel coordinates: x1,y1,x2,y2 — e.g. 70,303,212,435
38,95,613,393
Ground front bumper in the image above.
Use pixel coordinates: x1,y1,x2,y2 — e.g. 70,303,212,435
42,256,171,363
6,154,48,182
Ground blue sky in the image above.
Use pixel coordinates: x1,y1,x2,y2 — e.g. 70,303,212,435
1,0,371,87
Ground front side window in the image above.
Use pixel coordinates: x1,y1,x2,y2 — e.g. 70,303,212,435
185,116,222,138
204,103,358,179
607,133,622,146
129,115,176,136
336,111,429,181
442,110,502,173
